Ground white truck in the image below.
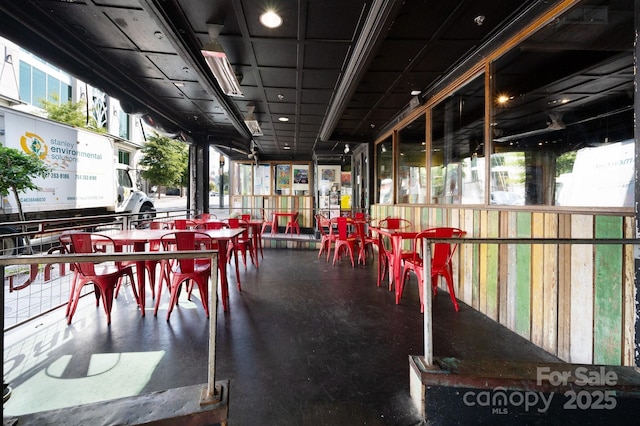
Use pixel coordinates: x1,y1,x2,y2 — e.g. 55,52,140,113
0,105,155,251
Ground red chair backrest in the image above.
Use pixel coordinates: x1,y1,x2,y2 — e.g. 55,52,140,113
241,214,251,221
316,214,330,236
335,217,350,240
161,231,213,273
174,219,197,230
69,233,119,275
414,227,466,268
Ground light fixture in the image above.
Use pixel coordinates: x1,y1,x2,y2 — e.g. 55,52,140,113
344,144,350,154
244,105,263,136
260,10,282,28
278,116,289,122
410,90,421,96
380,144,387,153
283,145,291,150
201,24,243,97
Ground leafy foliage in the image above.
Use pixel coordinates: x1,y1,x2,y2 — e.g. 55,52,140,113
0,145,51,223
139,133,188,191
0,146,51,197
39,95,103,132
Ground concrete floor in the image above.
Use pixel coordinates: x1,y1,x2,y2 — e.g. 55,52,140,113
3,248,560,425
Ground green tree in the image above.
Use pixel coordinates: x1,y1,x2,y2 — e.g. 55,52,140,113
0,146,51,221
40,95,103,132
0,146,51,253
139,133,188,197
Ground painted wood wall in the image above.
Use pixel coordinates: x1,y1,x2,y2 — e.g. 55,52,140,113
371,205,636,367
230,195,314,228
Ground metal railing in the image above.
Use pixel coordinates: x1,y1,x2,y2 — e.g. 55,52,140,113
1,249,223,404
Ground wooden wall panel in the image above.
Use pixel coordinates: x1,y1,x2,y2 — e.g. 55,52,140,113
370,204,634,366
479,210,489,313
462,209,475,305
506,211,518,331
623,217,635,365
498,210,510,325
542,213,558,354
593,216,623,364
485,210,500,320
531,212,545,347
557,214,572,361
515,212,532,339
472,210,481,309
570,214,594,364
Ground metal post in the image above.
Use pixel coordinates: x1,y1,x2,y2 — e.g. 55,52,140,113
423,237,433,365
200,251,222,405
219,156,225,209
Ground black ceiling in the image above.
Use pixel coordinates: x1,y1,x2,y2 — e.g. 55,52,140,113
0,0,542,161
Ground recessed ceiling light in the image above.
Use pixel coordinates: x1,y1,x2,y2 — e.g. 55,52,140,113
278,117,289,122
410,90,421,96
283,145,291,150
260,10,283,28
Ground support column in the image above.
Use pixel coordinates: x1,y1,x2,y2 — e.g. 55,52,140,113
189,134,210,216
633,0,640,369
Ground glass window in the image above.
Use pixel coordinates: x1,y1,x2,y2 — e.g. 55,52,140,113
431,73,485,204
19,61,31,103
254,164,271,195
233,162,253,195
47,75,60,102
376,136,393,204
118,109,129,139
32,68,46,108
398,114,426,204
61,82,72,103
118,150,130,166
491,0,634,207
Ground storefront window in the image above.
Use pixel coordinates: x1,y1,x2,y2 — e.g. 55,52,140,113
398,114,426,204
376,136,393,204
233,162,252,195
431,74,485,204
254,164,271,195
490,0,634,207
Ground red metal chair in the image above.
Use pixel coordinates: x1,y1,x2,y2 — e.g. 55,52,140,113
155,231,214,320
65,232,138,325
399,227,466,312
284,212,300,235
260,208,273,235
316,214,336,261
223,218,256,269
376,217,414,290
134,220,171,299
173,219,198,230
332,217,359,267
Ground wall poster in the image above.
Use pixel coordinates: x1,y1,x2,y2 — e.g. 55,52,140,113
275,164,291,194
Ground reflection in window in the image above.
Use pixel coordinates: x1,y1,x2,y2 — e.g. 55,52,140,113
398,114,426,204
233,163,252,195
491,0,634,207
376,137,393,204
431,74,485,204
